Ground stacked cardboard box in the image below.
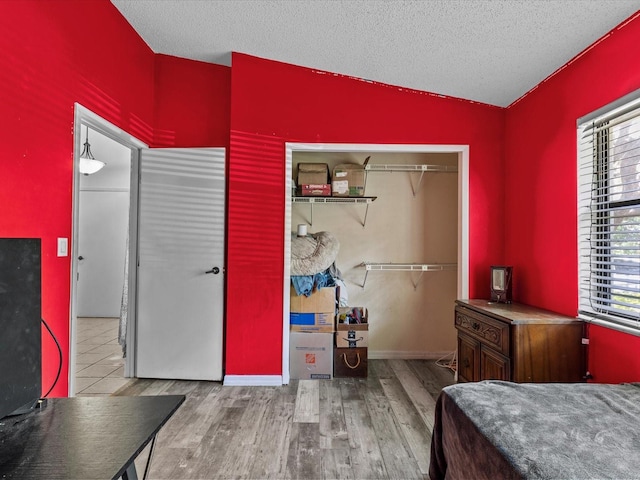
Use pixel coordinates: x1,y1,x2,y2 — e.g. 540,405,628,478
289,286,336,379
331,164,366,197
297,163,331,197
334,307,368,378
295,157,371,198
331,157,369,197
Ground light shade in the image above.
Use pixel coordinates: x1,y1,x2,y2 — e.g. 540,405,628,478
79,157,106,175
79,126,105,175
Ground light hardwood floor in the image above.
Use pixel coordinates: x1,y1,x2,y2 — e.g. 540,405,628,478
115,359,455,480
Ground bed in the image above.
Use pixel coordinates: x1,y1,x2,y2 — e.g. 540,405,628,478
429,380,640,480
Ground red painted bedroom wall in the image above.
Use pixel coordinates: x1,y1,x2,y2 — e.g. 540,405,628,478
153,54,231,149
504,13,640,382
226,53,506,375
0,1,229,396
0,0,155,397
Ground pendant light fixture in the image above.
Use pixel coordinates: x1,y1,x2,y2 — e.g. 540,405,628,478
79,125,106,175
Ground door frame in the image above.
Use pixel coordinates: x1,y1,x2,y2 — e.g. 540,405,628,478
282,142,470,385
69,104,147,396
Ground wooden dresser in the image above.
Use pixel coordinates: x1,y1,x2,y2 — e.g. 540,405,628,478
455,299,583,383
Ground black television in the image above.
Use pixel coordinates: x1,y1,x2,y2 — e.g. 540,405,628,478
0,238,41,419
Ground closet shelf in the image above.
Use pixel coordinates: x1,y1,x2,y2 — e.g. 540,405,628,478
292,196,377,227
292,196,377,204
365,163,457,197
364,164,457,173
359,262,457,289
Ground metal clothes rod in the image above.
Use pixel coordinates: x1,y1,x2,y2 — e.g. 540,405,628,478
364,164,458,172
359,262,457,289
364,164,458,196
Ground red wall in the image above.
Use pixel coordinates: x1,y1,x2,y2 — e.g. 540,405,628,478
0,1,229,396
0,0,154,397
4,0,637,387
226,53,505,375
504,12,640,382
154,54,231,148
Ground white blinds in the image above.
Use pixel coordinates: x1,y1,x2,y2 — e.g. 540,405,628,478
578,97,640,333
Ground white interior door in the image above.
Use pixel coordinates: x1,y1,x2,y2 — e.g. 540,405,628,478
136,147,225,381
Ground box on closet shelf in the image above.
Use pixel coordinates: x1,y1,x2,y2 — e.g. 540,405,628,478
299,184,331,196
331,157,369,197
297,163,331,196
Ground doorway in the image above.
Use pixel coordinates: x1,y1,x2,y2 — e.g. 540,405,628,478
69,104,147,396
74,126,131,395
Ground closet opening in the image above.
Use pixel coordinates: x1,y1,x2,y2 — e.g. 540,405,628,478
282,143,469,384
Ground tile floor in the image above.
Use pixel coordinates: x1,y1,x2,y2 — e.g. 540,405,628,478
75,317,131,396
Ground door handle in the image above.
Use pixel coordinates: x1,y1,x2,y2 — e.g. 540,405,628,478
78,256,84,260
205,267,220,275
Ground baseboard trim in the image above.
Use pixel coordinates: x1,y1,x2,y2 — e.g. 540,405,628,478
222,353,456,385
223,375,283,386
368,350,455,360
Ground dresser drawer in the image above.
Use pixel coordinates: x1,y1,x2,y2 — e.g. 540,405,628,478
455,307,510,356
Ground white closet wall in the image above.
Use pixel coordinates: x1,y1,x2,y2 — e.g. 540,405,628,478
292,152,458,359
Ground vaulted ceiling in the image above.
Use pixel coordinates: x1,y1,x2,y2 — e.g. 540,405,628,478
112,0,640,107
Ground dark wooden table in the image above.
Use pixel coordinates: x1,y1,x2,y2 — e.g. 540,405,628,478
0,395,185,480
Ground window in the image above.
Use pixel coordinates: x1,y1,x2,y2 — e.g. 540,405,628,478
578,93,640,334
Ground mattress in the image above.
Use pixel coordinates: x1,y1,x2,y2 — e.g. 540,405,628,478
429,380,640,480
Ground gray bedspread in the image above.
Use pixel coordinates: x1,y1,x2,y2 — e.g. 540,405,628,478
430,381,640,480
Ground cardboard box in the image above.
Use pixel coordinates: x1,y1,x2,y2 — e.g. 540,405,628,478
299,184,331,196
336,307,368,325
335,306,368,347
290,332,333,379
298,163,329,186
335,324,368,348
290,312,334,333
290,286,336,313
334,347,368,378
331,157,369,196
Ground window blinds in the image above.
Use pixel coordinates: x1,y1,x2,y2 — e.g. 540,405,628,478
578,97,640,333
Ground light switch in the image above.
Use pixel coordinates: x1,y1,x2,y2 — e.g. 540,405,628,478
57,238,68,257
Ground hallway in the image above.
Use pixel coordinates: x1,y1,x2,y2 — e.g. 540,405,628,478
75,317,129,396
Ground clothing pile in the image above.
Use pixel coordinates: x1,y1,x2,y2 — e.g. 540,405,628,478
290,230,348,306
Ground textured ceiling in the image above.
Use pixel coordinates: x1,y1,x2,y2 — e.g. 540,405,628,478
111,0,640,107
